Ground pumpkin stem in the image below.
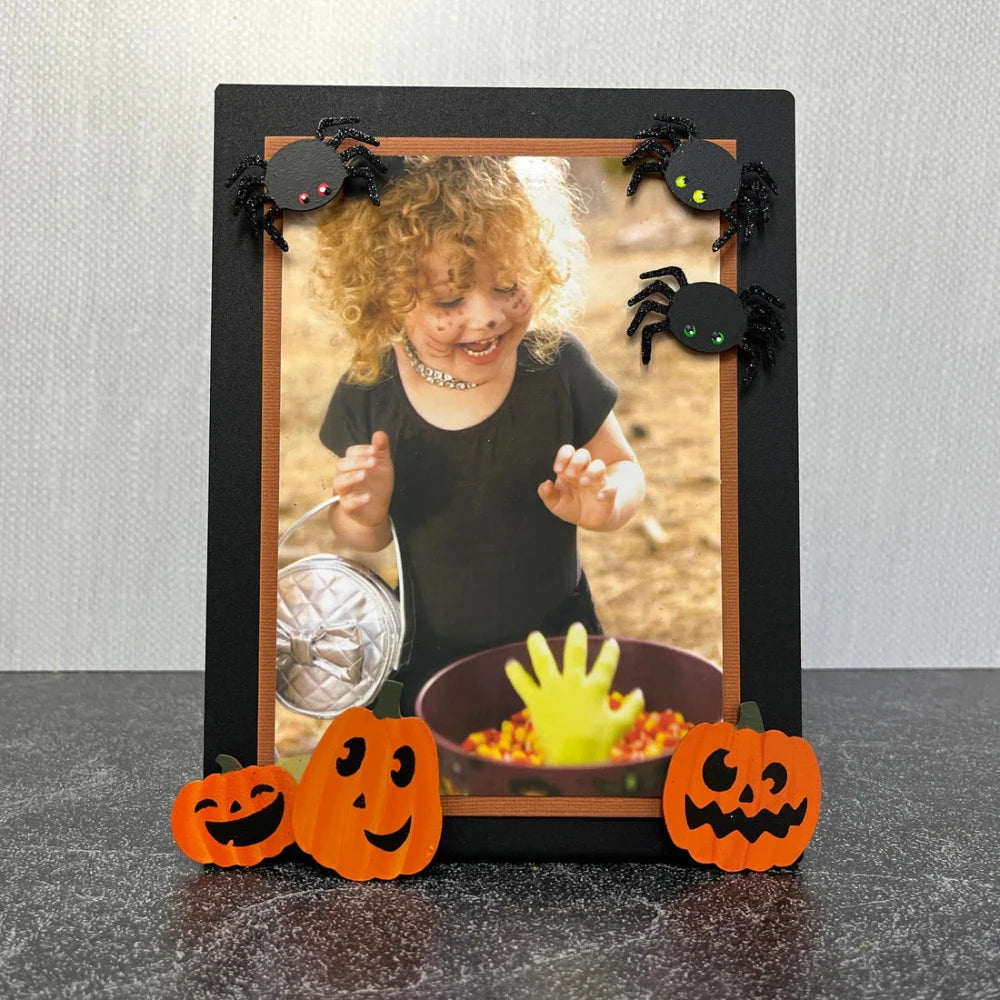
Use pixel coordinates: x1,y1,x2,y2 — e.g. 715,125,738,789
215,754,244,773
370,680,404,720
735,701,765,733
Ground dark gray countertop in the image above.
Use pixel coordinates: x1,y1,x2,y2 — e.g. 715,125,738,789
2,670,997,999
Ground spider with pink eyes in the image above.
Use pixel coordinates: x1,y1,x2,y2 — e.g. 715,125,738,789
225,116,386,252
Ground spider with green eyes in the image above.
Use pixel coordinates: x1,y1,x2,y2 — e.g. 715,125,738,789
626,265,785,386
624,115,776,252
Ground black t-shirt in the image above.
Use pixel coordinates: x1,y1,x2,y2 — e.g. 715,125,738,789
320,332,617,699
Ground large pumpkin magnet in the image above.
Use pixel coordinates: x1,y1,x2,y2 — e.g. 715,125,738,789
662,702,821,872
293,680,443,881
171,754,298,867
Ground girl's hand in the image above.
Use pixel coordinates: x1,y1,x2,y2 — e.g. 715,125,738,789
333,431,395,530
537,444,619,530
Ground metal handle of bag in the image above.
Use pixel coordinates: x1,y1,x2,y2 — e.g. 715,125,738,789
277,495,408,644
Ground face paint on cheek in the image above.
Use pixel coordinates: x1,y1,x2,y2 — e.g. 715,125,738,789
433,313,460,335
508,291,532,320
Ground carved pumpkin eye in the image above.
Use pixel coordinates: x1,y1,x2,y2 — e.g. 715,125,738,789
194,798,218,812
762,761,787,794
250,784,274,798
336,737,366,776
702,747,737,792
391,745,416,788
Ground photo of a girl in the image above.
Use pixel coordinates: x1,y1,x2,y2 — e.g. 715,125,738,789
275,151,725,796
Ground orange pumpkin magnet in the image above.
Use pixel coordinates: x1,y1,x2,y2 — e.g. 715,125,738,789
662,701,821,872
171,754,298,867
293,680,443,881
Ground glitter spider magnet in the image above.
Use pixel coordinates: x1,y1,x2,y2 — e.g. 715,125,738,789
627,265,785,385
624,115,776,252
225,116,386,252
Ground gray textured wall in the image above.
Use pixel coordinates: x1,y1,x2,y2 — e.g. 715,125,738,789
2,1,997,671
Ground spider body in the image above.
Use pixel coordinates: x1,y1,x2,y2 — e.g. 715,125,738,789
661,139,739,213
261,139,351,212
626,265,785,385
624,115,776,252
226,116,386,252
665,281,747,354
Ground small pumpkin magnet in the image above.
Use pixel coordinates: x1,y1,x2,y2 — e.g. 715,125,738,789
293,681,442,881
171,754,298,867
662,702,821,872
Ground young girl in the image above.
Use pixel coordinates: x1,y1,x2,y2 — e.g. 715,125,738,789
314,156,645,712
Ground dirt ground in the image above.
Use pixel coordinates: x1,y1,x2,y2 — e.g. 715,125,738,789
274,159,723,753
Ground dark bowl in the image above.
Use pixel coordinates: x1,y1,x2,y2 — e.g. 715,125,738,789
414,635,722,797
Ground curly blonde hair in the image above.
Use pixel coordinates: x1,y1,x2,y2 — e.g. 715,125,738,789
313,156,587,383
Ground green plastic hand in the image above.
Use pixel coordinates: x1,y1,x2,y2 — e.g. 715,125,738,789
504,623,645,766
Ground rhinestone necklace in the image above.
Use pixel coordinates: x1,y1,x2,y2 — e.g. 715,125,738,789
402,336,481,390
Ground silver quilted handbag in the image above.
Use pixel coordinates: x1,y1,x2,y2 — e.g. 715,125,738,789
276,496,406,718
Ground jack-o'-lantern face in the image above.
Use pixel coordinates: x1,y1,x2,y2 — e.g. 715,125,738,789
171,756,298,867
293,682,442,881
663,705,821,871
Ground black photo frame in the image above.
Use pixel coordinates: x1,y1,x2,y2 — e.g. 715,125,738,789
207,85,799,860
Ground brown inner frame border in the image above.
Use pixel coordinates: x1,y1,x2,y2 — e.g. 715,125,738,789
258,137,740,819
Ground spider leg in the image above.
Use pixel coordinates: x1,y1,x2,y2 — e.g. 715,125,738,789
260,206,289,252
745,305,784,340
225,154,267,187
746,312,784,363
638,265,688,284
623,137,671,165
651,114,698,139
632,127,674,142
732,178,776,245
626,300,671,339
232,175,267,212
339,145,388,173
345,162,383,205
752,317,778,357
756,186,773,223
741,160,777,193
741,286,786,311
325,126,380,151
743,177,772,223
242,191,274,235
632,118,696,148
316,115,361,139
737,342,761,386
713,208,738,252
732,190,761,243
639,318,672,365
626,159,668,197
739,288,786,378
745,320,779,368
628,280,679,307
